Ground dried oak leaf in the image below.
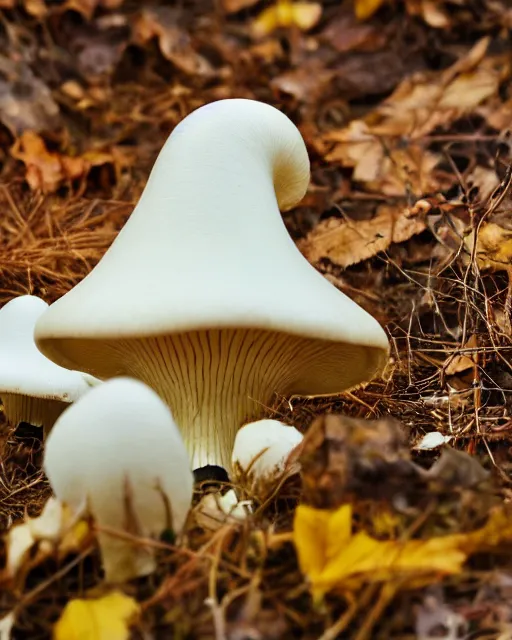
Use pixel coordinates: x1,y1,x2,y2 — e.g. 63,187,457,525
298,204,427,267
11,132,123,193
324,39,508,192
444,334,479,377
133,7,212,76
326,121,441,196
252,0,322,38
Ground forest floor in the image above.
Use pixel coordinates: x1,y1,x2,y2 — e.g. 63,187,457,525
1,0,512,638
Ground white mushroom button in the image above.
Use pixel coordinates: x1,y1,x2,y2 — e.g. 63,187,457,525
0,295,98,433
34,98,390,473
43,376,194,583
232,419,304,483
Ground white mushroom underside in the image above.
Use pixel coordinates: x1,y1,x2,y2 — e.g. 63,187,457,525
44,328,384,470
2,393,68,433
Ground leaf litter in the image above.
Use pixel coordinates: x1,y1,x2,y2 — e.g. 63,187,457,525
1,0,512,638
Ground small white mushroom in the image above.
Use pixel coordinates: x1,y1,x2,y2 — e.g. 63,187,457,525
0,295,98,433
232,419,304,483
35,98,390,472
43,377,194,583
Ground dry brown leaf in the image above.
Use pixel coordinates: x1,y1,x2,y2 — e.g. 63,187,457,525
324,39,508,193
354,0,386,21
466,166,500,202
326,120,440,195
271,63,334,103
11,132,123,193
320,12,388,53
465,222,512,273
252,0,322,38
299,204,427,266
406,0,450,27
444,334,479,376
478,97,512,131
133,8,212,76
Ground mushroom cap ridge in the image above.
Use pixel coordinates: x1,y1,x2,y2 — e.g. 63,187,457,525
35,99,389,389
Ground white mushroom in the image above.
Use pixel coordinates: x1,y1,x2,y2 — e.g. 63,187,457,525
43,377,194,583
34,98,390,472
0,295,98,433
232,419,303,483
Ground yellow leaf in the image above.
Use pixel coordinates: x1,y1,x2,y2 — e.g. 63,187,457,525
53,592,140,640
252,0,322,37
355,0,385,21
294,504,512,601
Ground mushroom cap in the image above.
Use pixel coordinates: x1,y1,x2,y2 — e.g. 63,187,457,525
35,98,389,393
43,376,194,536
0,295,94,403
232,419,303,479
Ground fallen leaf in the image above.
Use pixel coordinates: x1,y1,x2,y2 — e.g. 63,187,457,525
294,502,512,601
11,132,124,193
406,0,451,28
133,7,212,76
325,120,441,195
444,334,479,376
252,0,322,38
299,204,427,267
465,222,512,273
53,592,140,640
4,497,89,577
324,39,509,193
466,166,500,202
355,0,386,21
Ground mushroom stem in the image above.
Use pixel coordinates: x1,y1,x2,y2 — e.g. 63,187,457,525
45,329,384,470
2,394,68,434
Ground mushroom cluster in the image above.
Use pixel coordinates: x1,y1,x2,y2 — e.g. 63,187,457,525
34,98,389,473
0,98,390,582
